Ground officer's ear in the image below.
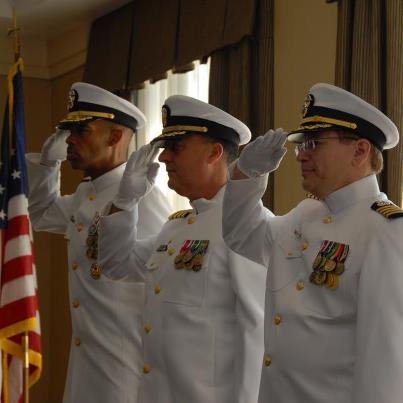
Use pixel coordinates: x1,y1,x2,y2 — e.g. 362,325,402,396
207,142,224,164
352,138,371,167
108,128,123,146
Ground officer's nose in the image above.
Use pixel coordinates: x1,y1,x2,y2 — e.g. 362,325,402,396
158,147,173,163
295,148,311,162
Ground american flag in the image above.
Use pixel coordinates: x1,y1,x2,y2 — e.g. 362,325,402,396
0,58,42,403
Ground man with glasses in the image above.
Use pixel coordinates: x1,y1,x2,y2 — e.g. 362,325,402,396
222,83,403,402
26,82,170,403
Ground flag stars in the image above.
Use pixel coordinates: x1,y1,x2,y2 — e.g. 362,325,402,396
11,170,21,180
0,210,6,220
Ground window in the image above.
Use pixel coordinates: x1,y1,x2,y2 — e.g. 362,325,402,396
134,60,210,211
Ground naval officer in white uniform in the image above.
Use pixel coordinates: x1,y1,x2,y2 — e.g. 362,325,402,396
98,95,266,403
26,82,171,403
222,83,403,403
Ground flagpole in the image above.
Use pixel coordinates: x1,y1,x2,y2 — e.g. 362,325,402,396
8,8,21,62
23,331,30,403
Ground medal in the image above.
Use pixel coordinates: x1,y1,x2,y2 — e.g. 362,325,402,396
90,263,101,279
324,259,336,272
312,255,323,269
334,262,345,275
86,235,97,247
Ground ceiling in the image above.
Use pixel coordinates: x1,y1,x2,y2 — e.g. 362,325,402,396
0,0,131,40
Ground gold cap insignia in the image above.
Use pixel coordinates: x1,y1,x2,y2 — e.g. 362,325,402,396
68,89,78,111
161,105,170,128
301,93,314,118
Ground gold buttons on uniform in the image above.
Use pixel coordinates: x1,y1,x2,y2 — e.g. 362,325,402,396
76,224,84,232
296,281,305,291
274,314,282,325
88,195,96,201
264,355,272,367
323,216,332,224
74,338,81,346
167,248,175,256
154,285,161,294
287,251,293,257
187,217,195,224
72,299,80,308
144,324,152,334
301,242,309,251
143,364,151,374
90,263,101,280
72,262,79,271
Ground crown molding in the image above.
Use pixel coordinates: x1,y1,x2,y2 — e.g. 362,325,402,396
0,25,88,79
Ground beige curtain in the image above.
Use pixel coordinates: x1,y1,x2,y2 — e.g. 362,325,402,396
209,0,275,209
335,0,403,206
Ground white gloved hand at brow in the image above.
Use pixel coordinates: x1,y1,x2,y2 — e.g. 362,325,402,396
237,128,288,177
113,144,160,211
40,129,69,166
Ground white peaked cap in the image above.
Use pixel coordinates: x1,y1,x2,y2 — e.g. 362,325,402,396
152,95,251,146
58,82,146,131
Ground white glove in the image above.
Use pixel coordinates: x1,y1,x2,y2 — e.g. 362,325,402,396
237,128,288,177
113,144,160,211
40,129,69,166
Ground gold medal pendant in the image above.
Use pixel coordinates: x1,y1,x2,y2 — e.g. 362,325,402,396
325,272,339,289
90,263,101,279
312,255,323,270
193,264,202,272
86,247,98,260
86,235,97,247
174,254,183,265
334,262,345,275
324,259,336,272
182,251,194,264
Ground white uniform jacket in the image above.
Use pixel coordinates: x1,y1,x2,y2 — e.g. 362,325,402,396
98,186,266,403
222,173,403,403
26,154,171,403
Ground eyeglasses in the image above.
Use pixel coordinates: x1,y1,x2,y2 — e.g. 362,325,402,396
294,137,358,156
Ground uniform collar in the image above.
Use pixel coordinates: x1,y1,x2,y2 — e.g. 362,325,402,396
190,185,226,214
324,174,381,213
83,163,126,193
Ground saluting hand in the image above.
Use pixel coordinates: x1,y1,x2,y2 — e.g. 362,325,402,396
40,129,69,166
113,144,160,211
237,128,288,178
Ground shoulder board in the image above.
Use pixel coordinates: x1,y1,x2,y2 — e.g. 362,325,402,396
168,209,193,220
305,192,320,201
371,201,403,219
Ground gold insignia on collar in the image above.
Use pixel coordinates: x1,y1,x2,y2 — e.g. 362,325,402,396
301,93,314,118
305,192,320,201
168,209,193,220
371,201,403,219
68,89,78,111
